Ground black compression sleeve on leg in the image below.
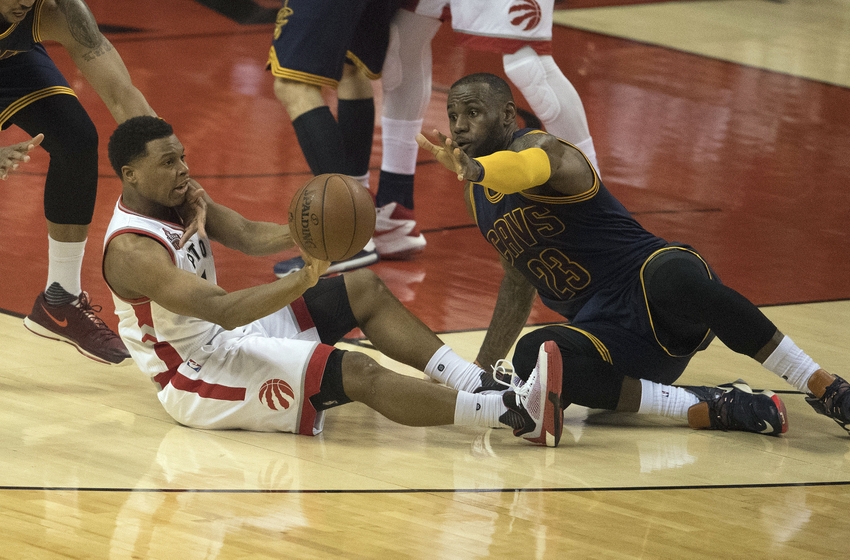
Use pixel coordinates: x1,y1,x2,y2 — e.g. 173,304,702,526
11,94,98,225
337,98,374,178
647,259,776,358
291,106,347,175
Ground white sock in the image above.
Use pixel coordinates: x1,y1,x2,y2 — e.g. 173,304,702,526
762,335,820,393
46,236,85,297
424,345,485,392
381,117,423,175
453,391,506,427
638,379,699,420
352,171,371,190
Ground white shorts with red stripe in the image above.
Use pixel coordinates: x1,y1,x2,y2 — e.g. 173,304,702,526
405,0,553,54
155,306,333,436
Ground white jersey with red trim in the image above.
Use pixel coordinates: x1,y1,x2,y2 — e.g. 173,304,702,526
102,198,329,435
103,198,222,378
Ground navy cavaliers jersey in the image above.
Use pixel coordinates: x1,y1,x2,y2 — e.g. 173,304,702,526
0,0,43,59
0,0,74,128
469,132,667,320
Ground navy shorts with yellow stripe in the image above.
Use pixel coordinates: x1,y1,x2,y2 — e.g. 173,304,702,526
0,44,75,129
267,0,398,88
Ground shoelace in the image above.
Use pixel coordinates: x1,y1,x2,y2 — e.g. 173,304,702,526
77,293,121,341
490,359,519,389
822,380,850,422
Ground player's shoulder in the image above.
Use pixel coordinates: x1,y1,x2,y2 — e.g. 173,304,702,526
509,128,562,153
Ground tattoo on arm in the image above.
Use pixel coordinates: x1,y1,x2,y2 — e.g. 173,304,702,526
57,0,104,50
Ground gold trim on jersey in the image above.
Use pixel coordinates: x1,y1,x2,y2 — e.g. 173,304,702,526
345,51,380,81
561,324,613,364
267,46,338,88
639,246,714,357
0,86,76,128
0,21,19,41
32,0,47,43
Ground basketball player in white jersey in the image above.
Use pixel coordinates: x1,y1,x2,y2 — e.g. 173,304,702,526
376,0,599,240
101,116,564,446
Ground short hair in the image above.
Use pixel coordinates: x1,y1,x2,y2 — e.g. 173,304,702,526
107,116,174,178
450,73,514,104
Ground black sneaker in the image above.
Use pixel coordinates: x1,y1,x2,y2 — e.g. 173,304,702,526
683,380,788,436
498,341,563,447
805,375,850,434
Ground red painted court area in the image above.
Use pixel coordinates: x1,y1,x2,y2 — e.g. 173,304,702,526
1,0,848,336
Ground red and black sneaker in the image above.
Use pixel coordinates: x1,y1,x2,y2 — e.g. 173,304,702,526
24,291,131,366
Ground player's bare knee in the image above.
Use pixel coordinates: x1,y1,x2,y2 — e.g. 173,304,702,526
344,268,389,304
273,78,322,118
340,351,384,401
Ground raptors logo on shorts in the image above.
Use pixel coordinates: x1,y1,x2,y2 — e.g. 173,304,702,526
510,0,543,31
259,378,296,410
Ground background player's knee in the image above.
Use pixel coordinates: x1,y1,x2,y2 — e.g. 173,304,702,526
503,46,560,124
38,106,99,225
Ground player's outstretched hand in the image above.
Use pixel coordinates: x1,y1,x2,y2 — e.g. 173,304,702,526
0,133,43,180
416,130,479,183
178,178,208,248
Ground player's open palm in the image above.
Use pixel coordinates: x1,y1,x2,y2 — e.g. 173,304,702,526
416,130,476,183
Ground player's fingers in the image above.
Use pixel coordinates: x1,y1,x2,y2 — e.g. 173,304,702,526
27,133,44,149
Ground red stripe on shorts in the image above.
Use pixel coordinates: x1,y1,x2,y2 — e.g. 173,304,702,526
151,342,246,401
169,373,246,402
298,343,335,435
290,297,316,332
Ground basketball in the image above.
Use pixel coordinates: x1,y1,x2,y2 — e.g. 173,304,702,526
287,173,376,262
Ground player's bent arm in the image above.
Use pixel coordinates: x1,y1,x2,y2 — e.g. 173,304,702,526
475,256,537,371
105,234,320,330
41,0,155,122
204,199,295,256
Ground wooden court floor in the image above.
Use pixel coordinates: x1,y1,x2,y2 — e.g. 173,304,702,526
1,0,849,557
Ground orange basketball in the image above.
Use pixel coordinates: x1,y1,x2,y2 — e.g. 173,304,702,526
287,173,376,262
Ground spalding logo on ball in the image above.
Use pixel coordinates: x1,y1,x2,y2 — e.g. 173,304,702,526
288,173,376,261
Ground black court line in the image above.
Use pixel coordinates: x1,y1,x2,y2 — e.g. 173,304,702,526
2,480,849,494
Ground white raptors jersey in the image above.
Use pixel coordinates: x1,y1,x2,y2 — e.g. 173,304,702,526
103,198,223,380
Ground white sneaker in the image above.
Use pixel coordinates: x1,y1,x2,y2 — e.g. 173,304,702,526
373,202,426,259
499,341,563,447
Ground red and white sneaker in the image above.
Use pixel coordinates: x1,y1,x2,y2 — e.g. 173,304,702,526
24,291,131,366
373,202,426,259
499,341,564,447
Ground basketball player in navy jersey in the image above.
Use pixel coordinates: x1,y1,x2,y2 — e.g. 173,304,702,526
101,115,563,446
416,72,850,436
0,0,159,365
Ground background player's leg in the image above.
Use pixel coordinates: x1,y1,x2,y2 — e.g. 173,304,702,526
503,46,600,174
